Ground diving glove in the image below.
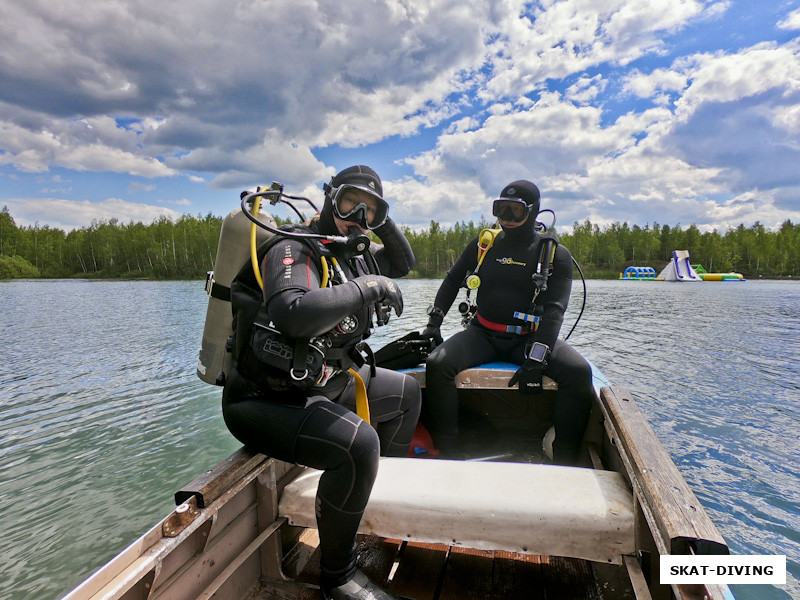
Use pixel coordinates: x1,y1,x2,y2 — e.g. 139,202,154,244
421,325,443,347
508,360,545,395
422,306,444,347
352,275,404,317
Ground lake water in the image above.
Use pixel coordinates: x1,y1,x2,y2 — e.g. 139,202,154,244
1,278,798,600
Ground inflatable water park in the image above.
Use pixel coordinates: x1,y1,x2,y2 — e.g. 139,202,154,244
620,250,746,282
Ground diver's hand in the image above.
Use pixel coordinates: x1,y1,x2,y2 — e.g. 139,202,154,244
508,360,545,394
421,324,443,347
352,275,404,316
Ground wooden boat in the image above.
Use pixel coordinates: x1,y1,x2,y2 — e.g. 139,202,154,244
61,361,735,600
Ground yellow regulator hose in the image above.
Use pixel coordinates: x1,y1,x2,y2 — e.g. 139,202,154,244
348,368,371,424
250,193,264,290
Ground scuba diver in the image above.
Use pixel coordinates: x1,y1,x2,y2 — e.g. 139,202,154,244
222,166,421,600
422,180,593,466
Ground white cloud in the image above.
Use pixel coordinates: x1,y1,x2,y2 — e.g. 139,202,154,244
0,0,503,189
395,36,800,231
0,118,176,177
4,197,183,231
565,75,608,104
481,0,703,99
777,8,800,30
672,42,800,120
1,0,799,233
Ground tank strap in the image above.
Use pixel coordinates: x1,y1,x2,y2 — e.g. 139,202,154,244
210,282,231,302
205,272,231,302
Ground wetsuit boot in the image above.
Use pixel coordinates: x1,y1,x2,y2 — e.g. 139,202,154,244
321,568,406,600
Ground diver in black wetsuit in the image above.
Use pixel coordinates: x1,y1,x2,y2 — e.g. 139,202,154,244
423,180,593,466
222,166,421,600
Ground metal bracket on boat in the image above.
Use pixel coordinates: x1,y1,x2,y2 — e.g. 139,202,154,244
162,495,202,538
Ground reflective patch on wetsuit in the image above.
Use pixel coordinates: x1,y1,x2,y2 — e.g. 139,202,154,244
496,257,527,266
282,243,293,279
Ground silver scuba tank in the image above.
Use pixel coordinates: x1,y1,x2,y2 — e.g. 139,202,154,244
197,204,275,385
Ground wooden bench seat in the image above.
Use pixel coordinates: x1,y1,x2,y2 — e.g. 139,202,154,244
278,457,635,565
401,361,558,391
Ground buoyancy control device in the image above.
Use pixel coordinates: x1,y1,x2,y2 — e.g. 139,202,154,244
456,208,586,340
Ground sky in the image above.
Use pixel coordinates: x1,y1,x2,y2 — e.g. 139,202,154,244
1,0,800,234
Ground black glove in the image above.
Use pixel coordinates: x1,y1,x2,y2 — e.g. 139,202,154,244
421,324,443,347
508,360,545,394
422,310,444,346
352,275,404,317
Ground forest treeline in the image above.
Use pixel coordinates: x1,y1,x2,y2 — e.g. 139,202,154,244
1,205,799,280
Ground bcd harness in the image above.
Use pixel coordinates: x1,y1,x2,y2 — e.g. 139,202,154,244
461,227,559,335
459,227,559,395
229,225,377,423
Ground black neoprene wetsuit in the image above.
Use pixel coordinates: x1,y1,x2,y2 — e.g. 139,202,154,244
424,217,593,465
222,216,421,584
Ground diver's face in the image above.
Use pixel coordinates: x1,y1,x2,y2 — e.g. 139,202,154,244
498,214,528,228
333,189,381,235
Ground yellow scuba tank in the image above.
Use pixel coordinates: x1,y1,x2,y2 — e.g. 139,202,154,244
197,202,276,385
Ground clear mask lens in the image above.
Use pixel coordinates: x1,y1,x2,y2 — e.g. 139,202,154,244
331,185,388,230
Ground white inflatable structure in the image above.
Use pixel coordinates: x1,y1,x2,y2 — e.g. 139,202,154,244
656,250,703,281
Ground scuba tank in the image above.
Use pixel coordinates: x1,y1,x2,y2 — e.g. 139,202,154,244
197,202,276,385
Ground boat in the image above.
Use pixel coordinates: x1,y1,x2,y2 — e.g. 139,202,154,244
60,358,734,600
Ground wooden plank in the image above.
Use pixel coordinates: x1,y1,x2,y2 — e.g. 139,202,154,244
175,448,270,508
455,367,557,391
623,554,653,600
282,528,321,580
403,365,557,391
356,535,402,586
438,547,496,600
599,386,728,556
389,542,450,600
592,560,637,600
541,556,602,600
488,551,544,600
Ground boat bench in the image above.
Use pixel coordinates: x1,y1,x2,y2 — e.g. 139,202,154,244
278,457,635,565
402,362,559,391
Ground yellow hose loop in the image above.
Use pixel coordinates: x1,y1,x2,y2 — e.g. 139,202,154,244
320,256,330,288
250,194,264,290
476,227,501,268
348,368,371,424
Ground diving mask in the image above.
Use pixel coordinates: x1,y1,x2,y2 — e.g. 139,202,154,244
492,198,530,223
330,184,389,230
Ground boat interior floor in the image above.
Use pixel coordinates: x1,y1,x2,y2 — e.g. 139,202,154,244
246,531,635,600
433,408,554,464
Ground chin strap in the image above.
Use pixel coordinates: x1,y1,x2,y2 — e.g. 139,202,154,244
348,368,371,424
